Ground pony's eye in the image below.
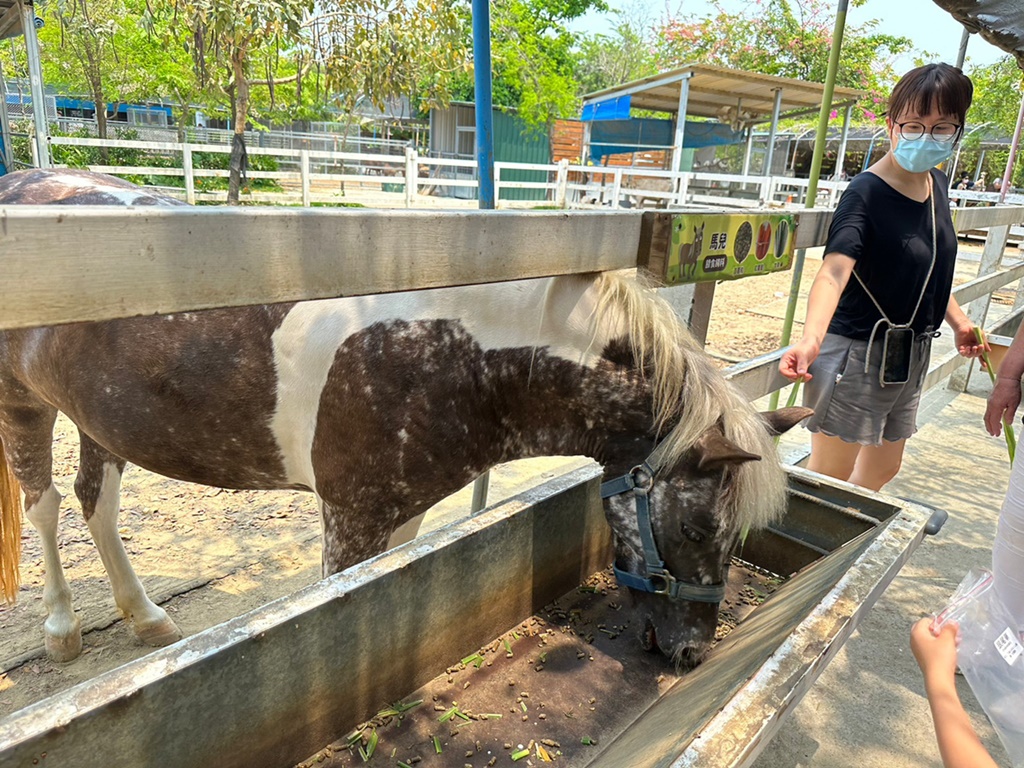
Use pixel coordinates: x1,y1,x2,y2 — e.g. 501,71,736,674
682,525,706,543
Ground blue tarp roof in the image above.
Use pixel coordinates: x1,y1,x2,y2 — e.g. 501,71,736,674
587,118,744,161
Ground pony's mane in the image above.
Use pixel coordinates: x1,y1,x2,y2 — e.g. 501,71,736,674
591,271,787,534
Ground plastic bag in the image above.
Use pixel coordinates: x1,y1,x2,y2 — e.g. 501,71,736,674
934,568,1024,766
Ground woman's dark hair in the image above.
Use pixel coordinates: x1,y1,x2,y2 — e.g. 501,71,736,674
888,63,973,126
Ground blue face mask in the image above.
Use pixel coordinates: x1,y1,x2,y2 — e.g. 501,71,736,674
893,136,955,174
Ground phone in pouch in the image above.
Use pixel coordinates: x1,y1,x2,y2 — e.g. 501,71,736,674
881,326,915,386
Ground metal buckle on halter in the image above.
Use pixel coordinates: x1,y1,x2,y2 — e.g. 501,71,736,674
628,464,654,493
646,569,674,595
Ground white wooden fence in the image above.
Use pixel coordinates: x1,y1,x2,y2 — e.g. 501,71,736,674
45,134,1024,215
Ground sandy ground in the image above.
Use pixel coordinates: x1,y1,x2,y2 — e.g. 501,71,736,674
0,217,1013,765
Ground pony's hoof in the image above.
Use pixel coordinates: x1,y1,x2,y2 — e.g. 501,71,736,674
45,631,83,663
134,617,182,648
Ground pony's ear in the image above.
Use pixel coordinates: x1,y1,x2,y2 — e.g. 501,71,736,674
760,406,813,437
695,428,761,471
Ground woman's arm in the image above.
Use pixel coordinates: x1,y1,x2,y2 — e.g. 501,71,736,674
985,320,1024,436
778,253,856,381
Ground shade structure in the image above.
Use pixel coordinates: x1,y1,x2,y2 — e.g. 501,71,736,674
932,0,1024,69
581,63,865,126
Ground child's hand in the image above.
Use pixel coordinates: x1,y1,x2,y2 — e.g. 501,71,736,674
911,617,959,681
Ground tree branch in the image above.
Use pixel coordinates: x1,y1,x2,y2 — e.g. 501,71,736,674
246,60,313,88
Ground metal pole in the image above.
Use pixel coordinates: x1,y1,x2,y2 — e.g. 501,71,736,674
472,0,494,210
763,88,783,177
20,0,48,168
670,73,692,172
770,0,849,410
470,0,494,512
999,85,1024,205
741,128,754,177
955,27,970,70
0,61,13,174
834,105,852,179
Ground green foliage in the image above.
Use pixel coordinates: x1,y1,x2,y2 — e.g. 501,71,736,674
448,0,607,131
959,56,1024,187
574,6,660,96
655,0,915,121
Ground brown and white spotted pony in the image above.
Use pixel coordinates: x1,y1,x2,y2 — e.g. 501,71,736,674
0,169,808,668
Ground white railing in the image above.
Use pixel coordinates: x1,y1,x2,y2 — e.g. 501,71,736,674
43,134,817,210
42,133,1024,215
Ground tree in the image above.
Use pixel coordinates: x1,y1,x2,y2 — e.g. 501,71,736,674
168,0,313,203
41,0,185,147
965,55,1024,187
448,0,608,132
574,1,660,96
656,0,915,121
307,0,465,116
168,0,465,203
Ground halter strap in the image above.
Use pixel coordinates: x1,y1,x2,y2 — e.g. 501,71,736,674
601,461,727,604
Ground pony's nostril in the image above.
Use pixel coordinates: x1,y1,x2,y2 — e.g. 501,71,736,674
672,643,708,671
640,619,658,652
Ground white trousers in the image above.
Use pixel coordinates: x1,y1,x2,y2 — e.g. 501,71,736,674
994,454,1024,631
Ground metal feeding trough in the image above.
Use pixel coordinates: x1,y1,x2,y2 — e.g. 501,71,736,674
0,464,943,768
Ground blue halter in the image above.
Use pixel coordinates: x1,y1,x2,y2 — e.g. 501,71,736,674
600,461,727,604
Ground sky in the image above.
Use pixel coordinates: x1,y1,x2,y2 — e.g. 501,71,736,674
568,0,1009,72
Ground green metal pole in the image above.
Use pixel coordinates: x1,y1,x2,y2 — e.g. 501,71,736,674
770,0,849,410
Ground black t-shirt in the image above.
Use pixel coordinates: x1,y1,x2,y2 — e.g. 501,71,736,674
824,168,957,340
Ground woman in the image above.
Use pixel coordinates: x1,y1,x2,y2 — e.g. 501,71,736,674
779,63,984,491
984,327,1024,635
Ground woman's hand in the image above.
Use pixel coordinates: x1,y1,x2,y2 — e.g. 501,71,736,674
985,377,1022,437
779,338,820,382
953,323,987,358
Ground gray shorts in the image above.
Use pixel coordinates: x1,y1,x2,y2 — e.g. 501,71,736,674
802,332,932,446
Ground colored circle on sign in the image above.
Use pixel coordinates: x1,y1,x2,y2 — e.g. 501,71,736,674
775,219,790,257
755,221,772,260
734,221,753,263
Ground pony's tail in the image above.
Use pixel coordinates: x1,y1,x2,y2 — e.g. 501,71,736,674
0,440,22,604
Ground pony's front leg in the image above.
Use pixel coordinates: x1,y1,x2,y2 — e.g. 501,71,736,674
318,498,395,576
77,435,181,648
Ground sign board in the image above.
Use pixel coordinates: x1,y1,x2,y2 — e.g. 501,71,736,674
664,212,795,284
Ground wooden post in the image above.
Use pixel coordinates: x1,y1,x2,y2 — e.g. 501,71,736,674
611,167,623,208
300,150,311,208
405,147,417,208
675,172,689,207
950,223,1011,391
555,159,569,208
183,145,196,206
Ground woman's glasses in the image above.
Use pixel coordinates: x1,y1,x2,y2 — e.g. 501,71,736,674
894,121,962,144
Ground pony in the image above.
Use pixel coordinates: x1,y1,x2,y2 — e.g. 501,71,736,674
679,222,705,281
0,169,809,669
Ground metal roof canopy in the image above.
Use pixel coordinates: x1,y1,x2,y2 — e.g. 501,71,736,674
0,0,49,172
582,63,865,124
580,63,865,174
0,0,26,40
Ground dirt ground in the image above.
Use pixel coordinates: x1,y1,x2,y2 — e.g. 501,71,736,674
0,238,996,722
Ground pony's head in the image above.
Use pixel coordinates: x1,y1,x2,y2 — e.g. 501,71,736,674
588,273,810,668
